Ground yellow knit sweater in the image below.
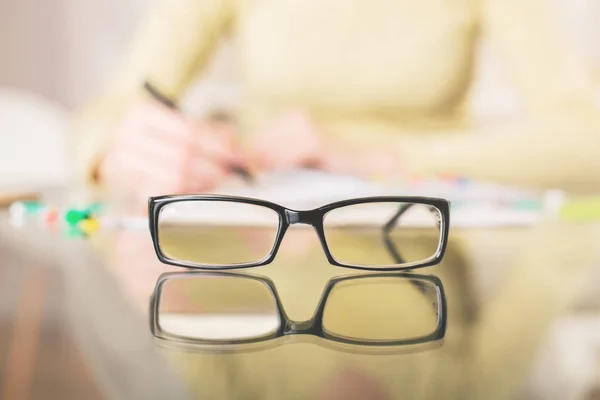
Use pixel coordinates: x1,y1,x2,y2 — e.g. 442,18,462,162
72,0,600,193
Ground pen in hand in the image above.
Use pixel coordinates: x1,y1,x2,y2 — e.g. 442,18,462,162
143,81,254,184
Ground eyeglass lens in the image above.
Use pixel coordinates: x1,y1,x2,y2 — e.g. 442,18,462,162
323,202,443,268
157,200,281,266
157,275,280,342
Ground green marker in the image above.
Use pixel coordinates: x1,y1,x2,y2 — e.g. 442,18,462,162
64,202,106,228
65,209,90,226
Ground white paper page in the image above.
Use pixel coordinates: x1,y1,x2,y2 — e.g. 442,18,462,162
215,169,538,206
107,169,544,229
196,169,543,227
214,169,391,209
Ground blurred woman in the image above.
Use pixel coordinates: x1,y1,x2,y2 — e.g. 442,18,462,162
73,0,600,202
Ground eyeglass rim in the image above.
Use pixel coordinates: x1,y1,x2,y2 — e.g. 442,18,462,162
149,270,447,349
148,194,450,272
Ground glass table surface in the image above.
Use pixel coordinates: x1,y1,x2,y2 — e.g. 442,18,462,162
1,208,599,400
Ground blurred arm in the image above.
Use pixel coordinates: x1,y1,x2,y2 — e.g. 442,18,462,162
401,114,600,192
71,0,234,187
396,0,600,192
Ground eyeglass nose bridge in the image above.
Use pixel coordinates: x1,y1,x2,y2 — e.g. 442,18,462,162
283,319,316,335
284,209,320,226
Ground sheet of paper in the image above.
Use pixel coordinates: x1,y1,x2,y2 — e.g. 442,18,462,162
207,169,543,227
215,169,390,208
215,169,538,206
105,169,544,229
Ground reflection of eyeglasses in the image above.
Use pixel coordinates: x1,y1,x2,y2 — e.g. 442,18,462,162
149,271,447,351
149,195,450,271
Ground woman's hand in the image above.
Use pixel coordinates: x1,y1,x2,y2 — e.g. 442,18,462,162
246,110,404,180
246,110,324,171
99,101,244,205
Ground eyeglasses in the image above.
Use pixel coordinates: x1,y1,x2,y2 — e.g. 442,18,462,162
148,195,450,271
149,271,447,351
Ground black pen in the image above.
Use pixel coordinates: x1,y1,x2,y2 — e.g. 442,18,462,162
143,81,254,184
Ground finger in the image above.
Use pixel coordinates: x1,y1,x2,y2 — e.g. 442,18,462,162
132,102,191,138
133,128,193,166
246,146,275,170
195,119,239,146
245,131,280,167
192,131,243,166
182,157,229,192
120,102,193,149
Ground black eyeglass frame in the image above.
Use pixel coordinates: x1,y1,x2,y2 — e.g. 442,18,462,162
149,271,447,349
148,195,450,272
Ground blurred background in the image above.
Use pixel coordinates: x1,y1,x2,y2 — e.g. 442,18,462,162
1,0,600,111
1,0,600,191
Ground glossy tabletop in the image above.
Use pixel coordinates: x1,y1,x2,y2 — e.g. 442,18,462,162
1,205,599,400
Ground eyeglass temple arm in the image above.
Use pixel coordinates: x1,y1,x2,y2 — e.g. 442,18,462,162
382,203,440,265
382,204,412,264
